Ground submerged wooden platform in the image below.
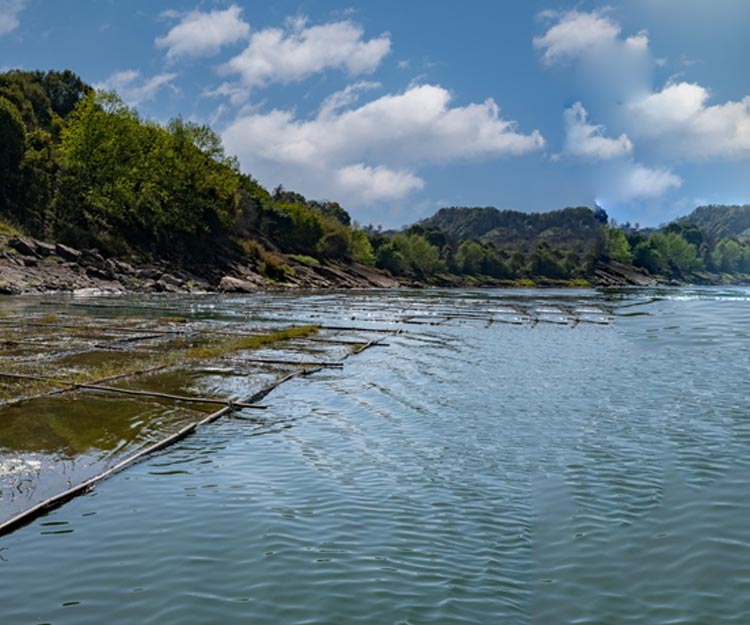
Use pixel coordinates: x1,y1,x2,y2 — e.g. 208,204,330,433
0,293,615,536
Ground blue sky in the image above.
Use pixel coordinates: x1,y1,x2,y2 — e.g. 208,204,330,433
2,0,750,228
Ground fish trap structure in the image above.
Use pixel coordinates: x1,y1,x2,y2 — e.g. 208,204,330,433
0,291,615,536
0,308,395,536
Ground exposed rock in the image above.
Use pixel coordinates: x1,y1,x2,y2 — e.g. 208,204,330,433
35,241,57,257
0,282,20,295
55,243,81,262
347,262,400,288
9,237,39,257
112,259,135,275
136,267,162,280
85,265,114,280
155,278,184,293
80,249,106,266
159,273,183,289
219,276,258,293
593,260,657,287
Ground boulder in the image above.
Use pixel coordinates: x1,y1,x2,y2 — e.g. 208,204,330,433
136,267,162,280
219,276,257,293
9,237,39,257
55,243,82,262
159,273,183,289
35,240,57,257
81,249,105,266
112,259,135,275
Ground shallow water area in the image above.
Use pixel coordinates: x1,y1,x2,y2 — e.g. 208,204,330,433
1,287,750,624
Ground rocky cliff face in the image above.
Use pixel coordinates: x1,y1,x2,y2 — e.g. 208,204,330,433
0,235,400,294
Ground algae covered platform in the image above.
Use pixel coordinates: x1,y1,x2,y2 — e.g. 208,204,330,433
0,290,613,535
0,294,400,533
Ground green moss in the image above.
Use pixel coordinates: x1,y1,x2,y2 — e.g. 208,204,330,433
288,254,320,266
567,278,591,288
0,219,22,237
159,316,189,324
184,325,319,360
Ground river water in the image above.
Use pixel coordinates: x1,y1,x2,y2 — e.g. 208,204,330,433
1,287,750,624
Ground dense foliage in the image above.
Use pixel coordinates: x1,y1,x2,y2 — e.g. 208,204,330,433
0,69,373,267
368,205,750,285
676,204,750,241
366,207,604,283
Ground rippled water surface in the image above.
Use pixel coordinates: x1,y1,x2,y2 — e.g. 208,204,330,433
2,287,750,624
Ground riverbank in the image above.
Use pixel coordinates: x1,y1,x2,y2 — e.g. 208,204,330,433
0,234,663,294
0,234,404,295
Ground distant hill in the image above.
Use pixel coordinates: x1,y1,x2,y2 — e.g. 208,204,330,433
676,205,750,241
419,206,605,251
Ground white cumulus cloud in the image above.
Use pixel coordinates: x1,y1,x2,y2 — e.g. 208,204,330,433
95,70,177,106
335,164,424,202
630,81,750,158
534,9,653,106
0,0,27,36
220,17,391,91
562,102,633,160
596,162,682,205
620,163,682,199
222,83,544,206
534,9,626,65
156,5,250,61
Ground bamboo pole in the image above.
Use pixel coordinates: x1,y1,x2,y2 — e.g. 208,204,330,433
76,383,266,410
304,337,390,346
0,316,399,536
0,371,265,409
224,358,344,368
0,364,319,536
246,367,322,404
0,418,205,536
320,325,401,334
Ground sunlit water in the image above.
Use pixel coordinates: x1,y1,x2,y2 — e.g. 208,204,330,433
2,287,750,624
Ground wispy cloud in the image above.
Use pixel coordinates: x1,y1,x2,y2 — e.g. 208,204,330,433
0,0,28,36
94,70,178,106
561,102,633,160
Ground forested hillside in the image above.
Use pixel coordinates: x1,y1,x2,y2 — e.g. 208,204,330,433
420,206,606,250
1,68,749,290
676,205,750,241
0,70,374,282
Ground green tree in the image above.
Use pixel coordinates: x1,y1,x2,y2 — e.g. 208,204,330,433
456,240,484,274
375,241,406,275
649,231,701,276
394,234,445,277
712,238,742,273
606,227,633,263
350,229,375,265
528,242,566,278
0,97,26,204
56,91,240,250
